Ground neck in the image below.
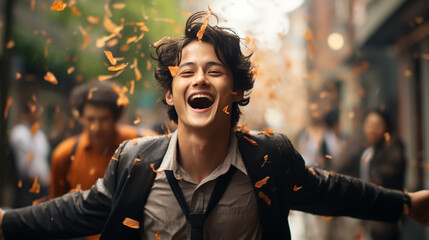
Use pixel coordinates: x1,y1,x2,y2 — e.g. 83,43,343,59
177,125,231,183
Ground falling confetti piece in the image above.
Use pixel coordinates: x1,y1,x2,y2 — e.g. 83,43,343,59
130,80,135,95
146,60,152,70
32,196,48,205
98,69,125,81
262,128,274,138
143,81,150,88
123,218,140,229
243,136,258,146
168,66,179,77
255,176,270,188
103,14,119,33
4,96,12,119
88,87,98,99
384,132,391,144
153,37,170,47
29,176,40,194
322,216,332,220
155,232,160,240
134,58,141,81
223,105,230,114
261,154,268,168
111,84,129,106
150,163,163,174
78,25,90,50
133,117,140,124
71,5,81,16
196,7,212,42
134,158,142,163
44,71,58,85
404,70,412,77
120,152,124,156
87,16,100,24
50,0,67,11
104,51,117,65
6,40,14,49
325,155,332,159
136,22,149,32
112,157,119,162
30,122,40,135
126,36,138,44
108,63,128,71
17,180,22,188
15,72,21,80
112,3,126,9
31,0,36,10
258,191,271,206
67,66,75,74
293,185,302,191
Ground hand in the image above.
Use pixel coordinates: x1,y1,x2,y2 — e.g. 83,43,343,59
0,208,4,236
408,190,429,226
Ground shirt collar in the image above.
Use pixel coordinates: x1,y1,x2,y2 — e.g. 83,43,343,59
158,130,248,184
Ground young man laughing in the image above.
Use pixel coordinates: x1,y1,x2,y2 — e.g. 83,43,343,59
2,10,429,240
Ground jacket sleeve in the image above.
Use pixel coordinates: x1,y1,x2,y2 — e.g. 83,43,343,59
2,141,129,239
282,134,408,222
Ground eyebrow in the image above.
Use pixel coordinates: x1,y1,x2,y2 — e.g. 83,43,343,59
179,61,225,68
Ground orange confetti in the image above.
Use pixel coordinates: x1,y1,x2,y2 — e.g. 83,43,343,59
44,45,49,58
17,180,22,188
150,163,163,174
96,33,116,48
261,154,268,168
155,232,160,240
146,60,152,70
87,16,100,24
243,136,258,146
136,22,149,32
4,96,12,119
32,196,48,205
153,18,176,24
44,71,58,85
404,70,412,77
30,122,40,135
103,14,119,33
112,3,126,9
112,157,119,162
31,0,36,10
6,40,14,49
126,36,138,44
104,51,117,65
262,128,274,138
78,25,90,50
196,7,212,42
98,69,125,81
168,66,179,77
67,66,75,74
384,132,391,144
15,72,21,80
223,105,230,115
26,152,34,162
71,5,81,16
153,37,170,47
120,152,124,156
50,0,67,11
133,116,141,125
104,3,112,18
89,168,96,176
134,158,142,163
325,155,332,159
29,176,40,194
108,63,128,71
258,191,271,206
293,185,302,191
88,87,98,99
106,38,119,47
255,176,270,188
133,58,141,81
322,216,332,220
131,140,138,144
69,184,82,193
130,80,135,95
111,84,129,106
123,218,140,229
231,91,238,96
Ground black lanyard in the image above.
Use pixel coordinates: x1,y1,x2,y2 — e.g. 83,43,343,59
165,166,237,240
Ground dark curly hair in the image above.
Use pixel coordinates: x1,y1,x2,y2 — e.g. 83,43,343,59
70,81,124,120
152,11,254,127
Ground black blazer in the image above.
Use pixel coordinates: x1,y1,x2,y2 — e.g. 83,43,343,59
3,131,409,240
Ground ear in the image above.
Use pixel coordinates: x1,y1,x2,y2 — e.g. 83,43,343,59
233,90,244,102
165,90,174,106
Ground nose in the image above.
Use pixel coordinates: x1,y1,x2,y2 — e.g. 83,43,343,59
193,70,209,87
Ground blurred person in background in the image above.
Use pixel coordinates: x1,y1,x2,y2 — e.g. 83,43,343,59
339,108,406,240
49,80,155,240
9,97,50,208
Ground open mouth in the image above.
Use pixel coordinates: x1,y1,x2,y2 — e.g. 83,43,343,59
188,93,214,109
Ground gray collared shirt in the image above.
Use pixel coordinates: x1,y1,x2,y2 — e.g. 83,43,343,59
142,130,262,240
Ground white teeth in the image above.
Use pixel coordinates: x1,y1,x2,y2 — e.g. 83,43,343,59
190,94,213,102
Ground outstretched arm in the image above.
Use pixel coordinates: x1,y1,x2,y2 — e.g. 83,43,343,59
408,190,429,226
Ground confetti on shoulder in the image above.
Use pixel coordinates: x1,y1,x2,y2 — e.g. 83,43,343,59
112,157,119,162
255,176,270,188
150,163,163,174
261,155,268,168
122,217,140,229
168,66,179,77
262,128,274,137
155,232,161,240
243,136,258,146
258,191,271,206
